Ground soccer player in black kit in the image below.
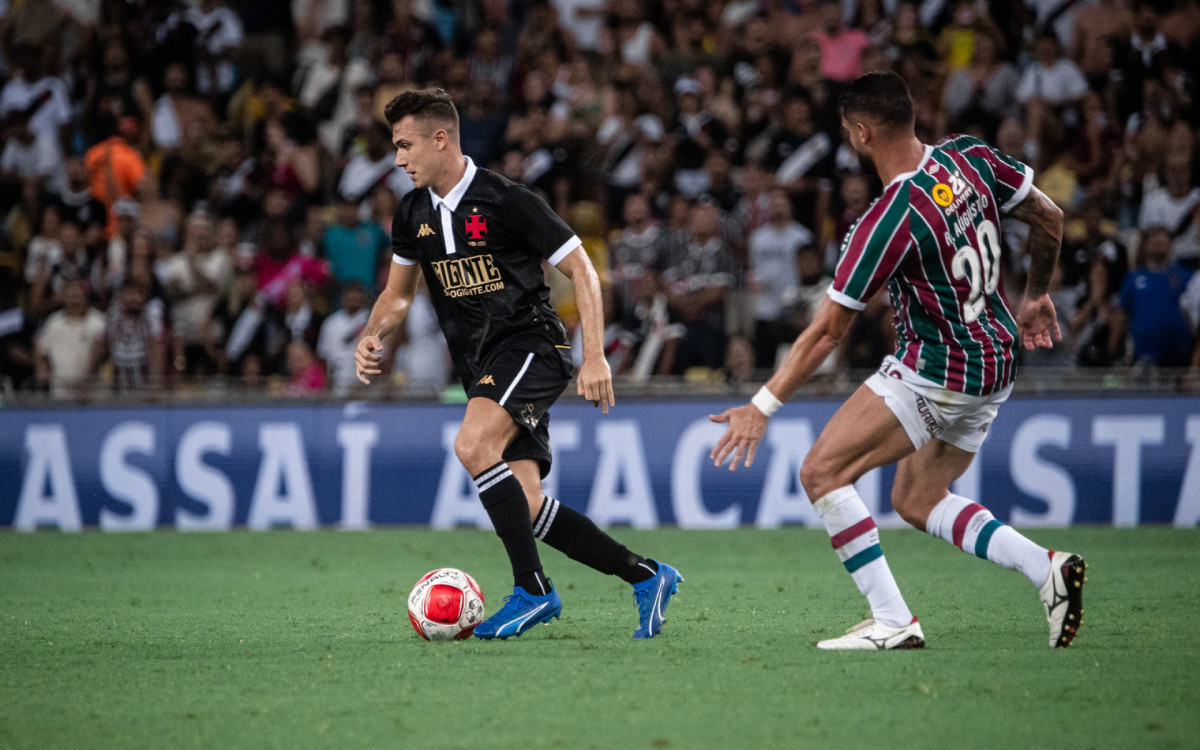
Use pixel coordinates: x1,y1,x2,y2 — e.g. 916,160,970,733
355,89,682,640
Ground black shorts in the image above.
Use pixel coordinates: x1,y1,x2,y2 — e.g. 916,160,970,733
467,346,572,478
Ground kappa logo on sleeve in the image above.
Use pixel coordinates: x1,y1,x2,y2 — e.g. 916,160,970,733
478,375,496,386
417,223,436,237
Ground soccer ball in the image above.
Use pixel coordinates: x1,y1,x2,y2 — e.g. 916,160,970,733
407,568,486,641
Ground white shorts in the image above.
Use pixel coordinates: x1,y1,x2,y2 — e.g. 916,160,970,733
865,355,1011,453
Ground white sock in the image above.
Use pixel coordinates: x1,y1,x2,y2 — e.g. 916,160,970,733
815,486,914,628
926,494,1051,587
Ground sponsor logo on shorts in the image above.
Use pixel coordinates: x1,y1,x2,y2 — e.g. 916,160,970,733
417,223,436,237
914,394,942,437
478,375,496,386
521,403,539,428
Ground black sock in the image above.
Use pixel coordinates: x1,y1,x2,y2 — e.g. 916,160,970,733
533,497,658,584
474,462,549,595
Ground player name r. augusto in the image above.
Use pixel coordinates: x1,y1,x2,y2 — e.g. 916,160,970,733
430,254,506,297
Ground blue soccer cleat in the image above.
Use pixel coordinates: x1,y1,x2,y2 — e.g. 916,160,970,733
473,583,562,640
632,561,682,639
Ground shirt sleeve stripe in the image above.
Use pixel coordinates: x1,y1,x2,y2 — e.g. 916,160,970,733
835,185,903,288
392,253,417,265
827,287,867,310
548,235,583,266
1001,166,1034,213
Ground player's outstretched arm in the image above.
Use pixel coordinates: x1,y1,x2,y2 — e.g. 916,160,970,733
356,262,421,385
709,298,857,470
555,245,615,414
1009,185,1065,350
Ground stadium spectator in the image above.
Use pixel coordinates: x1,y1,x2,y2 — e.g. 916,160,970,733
662,200,736,374
102,197,140,295
24,203,63,287
338,121,413,202
748,188,815,369
0,44,72,158
317,280,370,396
34,279,104,399
1138,155,1200,268
157,0,245,99
151,62,218,156
104,280,166,393
763,89,834,233
1071,257,1127,367
394,277,452,391
1061,198,1129,294
82,38,154,150
942,28,1020,136
607,193,672,373
161,211,231,376
0,112,65,194
671,76,729,197
296,25,373,155
84,116,146,237
1119,2,1181,105
30,218,93,317
600,0,666,70
285,340,326,396
1071,0,1134,81
810,0,870,83
1016,33,1088,166
0,267,35,392
324,193,389,292
254,218,330,308
1120,226,1195,367
52,155,108,247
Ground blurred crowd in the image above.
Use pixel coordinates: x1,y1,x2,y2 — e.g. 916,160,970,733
1,0,1199,401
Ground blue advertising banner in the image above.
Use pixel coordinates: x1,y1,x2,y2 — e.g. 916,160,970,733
1,396,1197,530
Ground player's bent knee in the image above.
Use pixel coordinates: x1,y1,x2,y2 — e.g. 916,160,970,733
890,487,934,529
453,432,503,476
799,455,836,502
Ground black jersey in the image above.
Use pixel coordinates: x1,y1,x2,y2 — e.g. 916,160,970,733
391,157,580,385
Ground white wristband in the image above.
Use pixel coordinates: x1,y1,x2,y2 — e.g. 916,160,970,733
751,385,783,418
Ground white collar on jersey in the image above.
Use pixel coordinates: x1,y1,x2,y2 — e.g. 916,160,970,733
886,144,934,187
429,156,477,213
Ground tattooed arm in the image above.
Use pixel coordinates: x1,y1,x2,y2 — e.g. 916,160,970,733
1009,185,1065,296
1008,184,1065,349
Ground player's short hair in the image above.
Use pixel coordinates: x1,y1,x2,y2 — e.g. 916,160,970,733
383,88,459,137
840,71,914,132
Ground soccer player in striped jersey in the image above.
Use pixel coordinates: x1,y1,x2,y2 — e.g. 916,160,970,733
710,72,1086,650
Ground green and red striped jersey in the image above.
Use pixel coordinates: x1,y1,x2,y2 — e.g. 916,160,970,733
829,134,1034,396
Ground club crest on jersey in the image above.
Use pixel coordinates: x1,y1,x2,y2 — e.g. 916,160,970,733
417,223,436,237
465,208,488,247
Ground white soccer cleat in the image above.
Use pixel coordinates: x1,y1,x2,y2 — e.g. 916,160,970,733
815,617,925,650
1038,551,1087,648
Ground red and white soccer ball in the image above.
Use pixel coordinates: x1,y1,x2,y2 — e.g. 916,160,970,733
407,568,486,641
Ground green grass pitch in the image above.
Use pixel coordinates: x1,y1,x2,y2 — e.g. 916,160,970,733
2,527,1198,749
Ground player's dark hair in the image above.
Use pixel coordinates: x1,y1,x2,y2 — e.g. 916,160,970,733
840,71,915,132
383,88,459,136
